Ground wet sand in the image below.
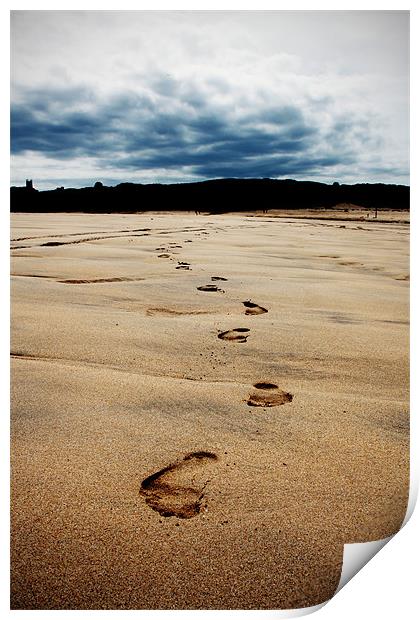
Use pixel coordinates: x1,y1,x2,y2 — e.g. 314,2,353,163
247,206,409,223
10,211,409,609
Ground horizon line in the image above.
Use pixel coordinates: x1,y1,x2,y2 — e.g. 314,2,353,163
11,177,411,191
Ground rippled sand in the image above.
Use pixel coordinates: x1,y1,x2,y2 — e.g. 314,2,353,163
10,211,409,609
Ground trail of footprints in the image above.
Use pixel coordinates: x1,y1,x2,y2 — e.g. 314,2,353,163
142,226,294,519
15,223,293,520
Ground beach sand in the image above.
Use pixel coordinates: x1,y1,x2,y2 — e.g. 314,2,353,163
10,211,409,609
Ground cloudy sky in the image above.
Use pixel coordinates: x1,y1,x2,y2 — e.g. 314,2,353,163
11,10,409,189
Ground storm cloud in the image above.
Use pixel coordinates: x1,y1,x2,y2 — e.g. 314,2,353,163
10,11,409,188
10,79,372,181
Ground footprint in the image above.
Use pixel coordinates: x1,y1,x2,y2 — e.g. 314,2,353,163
243,300,268,315
318,255,340,259
211,276,228,281
176,262,191,270
247,383,293,407
140,451,218,519
157,253,171,258
338,260,359,266
218,328,250,343
197,284,224,293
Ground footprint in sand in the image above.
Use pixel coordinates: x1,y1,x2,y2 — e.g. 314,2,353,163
197,284,225,293
140,451,218,519
211,276,228,281
157,253,171,258
338,260,359,266
247,382,293,407
318,255,340,259
218,328,250,343
243,300,268,315
176,261,191,270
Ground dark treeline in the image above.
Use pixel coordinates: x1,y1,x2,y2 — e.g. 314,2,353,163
10,178,409,213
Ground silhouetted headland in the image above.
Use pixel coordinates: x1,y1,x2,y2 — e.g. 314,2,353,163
10,178,409,213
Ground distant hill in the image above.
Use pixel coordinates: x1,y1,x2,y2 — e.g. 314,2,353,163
10,178,410,213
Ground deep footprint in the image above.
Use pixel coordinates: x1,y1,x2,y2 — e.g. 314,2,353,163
197,284,224,292
243,300,268,315
247,384,293,407
140,451,218,518
218,328,250,343
211,276,228,281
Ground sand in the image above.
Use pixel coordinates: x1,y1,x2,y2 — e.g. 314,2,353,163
248,206,410,223
10,211,409,609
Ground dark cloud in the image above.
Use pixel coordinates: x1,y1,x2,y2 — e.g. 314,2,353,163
11,82,364,180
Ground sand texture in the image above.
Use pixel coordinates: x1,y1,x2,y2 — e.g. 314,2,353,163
10,212,409,609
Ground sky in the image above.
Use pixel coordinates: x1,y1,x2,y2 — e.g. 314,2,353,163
10,10,409,189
